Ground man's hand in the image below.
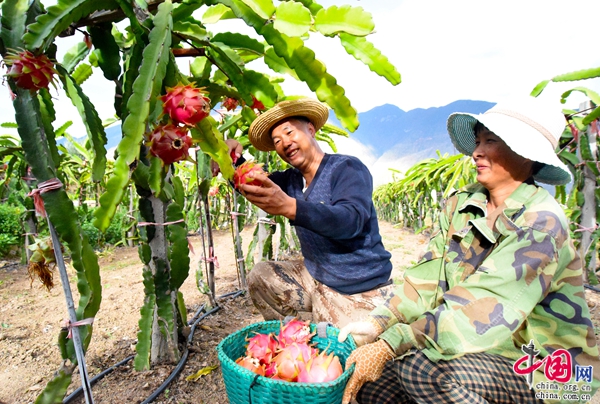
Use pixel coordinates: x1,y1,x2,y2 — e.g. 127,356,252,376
338,317,383,347
342,339,395,404
239,171,297,219
211,138,243,176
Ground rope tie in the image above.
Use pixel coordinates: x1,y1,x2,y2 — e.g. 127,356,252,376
201,246,219,268
27,178,63,217
573,223,599,233
137,218,185,227
257,217,276,225
62,317,95,339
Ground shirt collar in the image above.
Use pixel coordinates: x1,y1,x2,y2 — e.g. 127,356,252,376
458,182,539,244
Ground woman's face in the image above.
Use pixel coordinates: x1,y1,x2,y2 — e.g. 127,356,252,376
473,126,533,190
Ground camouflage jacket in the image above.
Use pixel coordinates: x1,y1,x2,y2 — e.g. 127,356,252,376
371,182,600,400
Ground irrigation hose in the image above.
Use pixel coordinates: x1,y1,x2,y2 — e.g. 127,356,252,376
63,290,244,404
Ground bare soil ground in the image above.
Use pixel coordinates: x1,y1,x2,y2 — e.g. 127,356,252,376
0,222,599,404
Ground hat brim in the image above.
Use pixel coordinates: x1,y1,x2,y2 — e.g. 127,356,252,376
248,98,329,152
447,112,571,185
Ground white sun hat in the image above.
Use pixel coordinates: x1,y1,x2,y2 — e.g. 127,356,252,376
446,97,571,185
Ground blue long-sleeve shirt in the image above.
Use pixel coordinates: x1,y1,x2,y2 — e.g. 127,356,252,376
270,154,392,294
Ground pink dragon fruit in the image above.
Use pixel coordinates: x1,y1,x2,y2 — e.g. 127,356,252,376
296,350,343,383
4,49,58,91
147,124,192,165
246,332,278,365
160,83,211,126
278,318,314,346
235,355,266,376
233,161,265,189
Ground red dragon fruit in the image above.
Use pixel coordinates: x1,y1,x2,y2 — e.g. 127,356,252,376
235,356,266,376
296,350,343,383
4,49,58,91
222,97,239,111
160,83,211,127
249,95,265,111
147,124,192,165
233,161,265,189
278,318,314,346
246,332,278,365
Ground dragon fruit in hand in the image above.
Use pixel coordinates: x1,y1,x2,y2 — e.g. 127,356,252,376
233,161,265,189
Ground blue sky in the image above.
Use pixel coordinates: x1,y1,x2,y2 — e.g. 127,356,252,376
1,0,599,137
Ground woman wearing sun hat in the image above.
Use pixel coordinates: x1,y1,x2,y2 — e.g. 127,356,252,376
337,97,600,403
232,97,395,329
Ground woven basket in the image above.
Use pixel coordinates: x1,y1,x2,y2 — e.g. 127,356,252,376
217,320,356,404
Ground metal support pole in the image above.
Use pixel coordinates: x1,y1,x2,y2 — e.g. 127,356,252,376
48,221,94,404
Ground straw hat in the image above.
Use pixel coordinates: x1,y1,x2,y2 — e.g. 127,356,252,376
446,97,571,185
248,98,329,151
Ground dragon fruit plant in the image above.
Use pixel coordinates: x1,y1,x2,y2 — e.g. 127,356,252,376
159,83,211,127
222,97,239,112
235,319,344,383
4,49,58,91
147,124,192,165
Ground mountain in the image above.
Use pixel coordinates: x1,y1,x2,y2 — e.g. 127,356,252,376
329,100,494,157
326,100,495,185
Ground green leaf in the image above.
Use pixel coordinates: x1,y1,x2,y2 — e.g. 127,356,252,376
34,369,72,404
274,2,311,37
321,122,348,138
202,4,236,24
167,201,189,289
23,0,119,51
173,20,209,44
173,1,203,22
552,67,600,82
134,264,155,371
530,79,550,97
37,89,61,170
61,41,90,74
89,22,122,81
212,32,265,55
153,257,177,351
315,5,374,37
190,57,212,80
339,33,400,85
316,131,336,152
239,0,275,19
71,63,93,85
560,87,600,106
559,149,580,166
263,46,299,80
261,25,358,132
1,0,30,50
149,156,164,196
57,65,107,182
94,0,173,231
242,69,277,108
582,106,600,126
192,116,234,179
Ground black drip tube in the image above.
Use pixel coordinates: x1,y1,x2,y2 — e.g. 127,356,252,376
63,289,245,403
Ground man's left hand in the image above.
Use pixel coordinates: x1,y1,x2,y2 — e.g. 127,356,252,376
239,171,297,219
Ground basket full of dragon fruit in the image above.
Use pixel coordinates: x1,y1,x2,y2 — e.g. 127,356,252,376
217,319,356,404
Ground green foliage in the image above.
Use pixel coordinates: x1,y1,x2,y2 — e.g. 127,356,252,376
0,203,23,237
374,153,476,232
0,233,19,256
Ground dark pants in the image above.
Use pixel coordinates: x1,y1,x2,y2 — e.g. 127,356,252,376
357,351,538,404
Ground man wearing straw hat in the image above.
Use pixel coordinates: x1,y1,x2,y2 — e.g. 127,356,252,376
229,98,394,328
337,97,600,403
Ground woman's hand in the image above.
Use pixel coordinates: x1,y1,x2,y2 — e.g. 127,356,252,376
342,339,395,404
338,317,383,347
238,171,297,219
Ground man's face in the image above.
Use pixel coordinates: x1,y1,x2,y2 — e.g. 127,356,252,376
271,118,317,170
